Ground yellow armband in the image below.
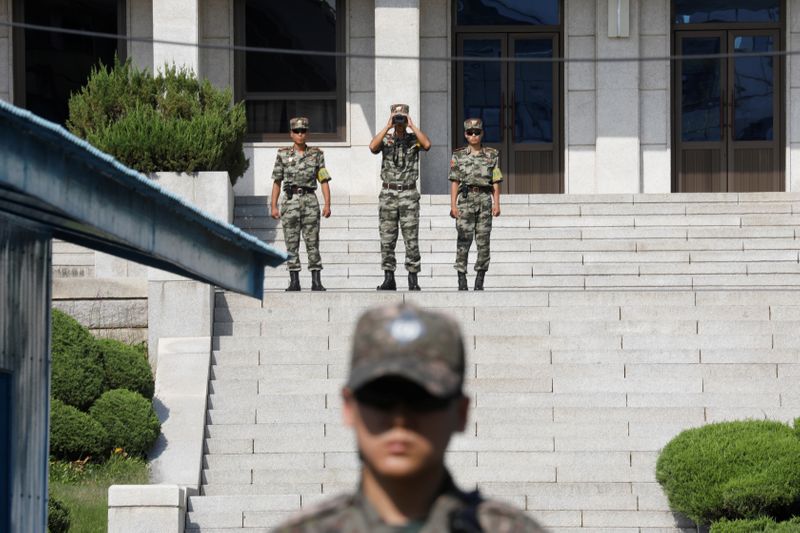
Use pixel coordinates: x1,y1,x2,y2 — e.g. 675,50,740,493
492,167,504,183
317,168,331,183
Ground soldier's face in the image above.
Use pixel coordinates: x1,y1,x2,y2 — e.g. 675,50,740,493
342,379,469,480
464,129,483,147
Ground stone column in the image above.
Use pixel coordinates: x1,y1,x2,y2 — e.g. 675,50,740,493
152,0,200,73
594,0,640,193
374,0,421,136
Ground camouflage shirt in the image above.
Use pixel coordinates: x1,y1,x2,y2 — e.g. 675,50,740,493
272,471,546,533
448,147,503,188
272,146,331,189
379,132,422,187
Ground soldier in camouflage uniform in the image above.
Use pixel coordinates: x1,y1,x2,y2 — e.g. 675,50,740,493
273,303,547,533
369,104,431,291
449,118,502,291
271,117,332,291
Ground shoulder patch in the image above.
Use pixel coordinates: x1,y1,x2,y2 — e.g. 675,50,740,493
276,494,352,531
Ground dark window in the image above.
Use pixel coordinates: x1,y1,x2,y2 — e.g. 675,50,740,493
456,0,559,26
681,37,722,142
733,35,774,141
235,0,345,140
514,39,553,143
13,0,124,125
674,0,779,24
0,372,10,533
462,40,503,143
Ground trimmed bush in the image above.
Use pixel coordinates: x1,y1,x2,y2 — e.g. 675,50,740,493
47,495,71,533
51,309,104,410
50,399,109,460
96,338,154,399
67,58,248,184
89,389,160,457
656,420,800,525
711,517,800,533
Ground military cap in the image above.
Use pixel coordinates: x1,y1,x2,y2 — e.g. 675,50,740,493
464,118,483,130
347,303,465,398
290,117,310,130
390,103,410,115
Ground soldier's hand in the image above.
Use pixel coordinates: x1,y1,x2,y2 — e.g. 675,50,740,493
492,204,501,217
271,206,280,220
406,114,415,129
386,114,395,129
450,207,459,219
322,205,331,218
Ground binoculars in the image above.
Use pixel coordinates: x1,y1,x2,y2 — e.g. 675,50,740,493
392,114,407,125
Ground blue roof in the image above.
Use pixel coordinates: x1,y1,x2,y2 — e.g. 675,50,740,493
0,99,286,297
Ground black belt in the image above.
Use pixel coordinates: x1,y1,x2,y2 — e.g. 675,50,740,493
382,182,416,191
289,186,315,195
466,186,493,194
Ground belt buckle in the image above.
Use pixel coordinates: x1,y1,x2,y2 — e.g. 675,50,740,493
297,188,304,195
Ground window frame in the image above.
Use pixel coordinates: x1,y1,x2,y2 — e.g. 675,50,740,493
233,0,347,143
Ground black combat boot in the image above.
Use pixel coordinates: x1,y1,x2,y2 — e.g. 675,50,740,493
408,272,421,291
311,270,326,292
458,272,468,291
474,271,486,291
285,271,301,292
376,271,396,291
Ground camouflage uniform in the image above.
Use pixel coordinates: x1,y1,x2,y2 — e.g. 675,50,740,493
272,142,331,272
272,472,546,533
377,106,422,274
449,143,502,273
273,303,547,533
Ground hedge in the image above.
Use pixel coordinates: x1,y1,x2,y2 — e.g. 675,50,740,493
89,389,160,457
47,496,71,533
656,420,800,525
711,517,800,533
67,58,248,184
50,399,109,460
96,338,154,399
50,310,104,410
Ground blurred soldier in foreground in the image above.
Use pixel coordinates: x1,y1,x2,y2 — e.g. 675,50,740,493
449,118,502,291
271,117,332,291
273,303,546,532
369,104,431,291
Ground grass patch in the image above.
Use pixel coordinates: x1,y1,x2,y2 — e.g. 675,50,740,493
49,453,149,533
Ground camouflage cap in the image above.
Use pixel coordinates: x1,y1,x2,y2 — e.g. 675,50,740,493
464,118,483,130
390,103,410,115
290,117,309,130
347,303,465,398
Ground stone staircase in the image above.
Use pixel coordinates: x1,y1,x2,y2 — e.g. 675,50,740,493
186,193,800,532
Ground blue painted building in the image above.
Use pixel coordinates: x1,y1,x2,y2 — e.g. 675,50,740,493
0,99,285,532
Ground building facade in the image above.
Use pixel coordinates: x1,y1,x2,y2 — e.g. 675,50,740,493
1,0,798,196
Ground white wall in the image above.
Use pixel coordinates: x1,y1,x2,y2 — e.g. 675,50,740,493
129,0,154,72
788,0,800,191
420,0,450,194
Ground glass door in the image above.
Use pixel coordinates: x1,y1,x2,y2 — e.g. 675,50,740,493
674,29,782,192
456,33,562,193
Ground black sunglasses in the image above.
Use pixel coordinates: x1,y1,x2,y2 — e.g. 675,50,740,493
465,129,482,136
354,380,456,413
291,128,308,134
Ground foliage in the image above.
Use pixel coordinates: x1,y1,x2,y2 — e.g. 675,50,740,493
89,389,160,457
67,58,249,183
96,338,154,399
51,309,104,410
711,517,800,532
656,420,800,525
50,399,109,461
47,495,71,533
50,453,149,533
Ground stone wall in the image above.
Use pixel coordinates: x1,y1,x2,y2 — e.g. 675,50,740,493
0,0,11,103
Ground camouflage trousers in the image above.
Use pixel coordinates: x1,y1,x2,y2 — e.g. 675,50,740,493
280,193,322,271
378,188,421,273
455,191,493,272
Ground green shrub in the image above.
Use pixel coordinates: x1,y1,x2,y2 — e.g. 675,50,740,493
96,338,154,399
89,389,160,457
47,495,71,533
794,418,800,440
67,58,248,184
656,420,800,525
51,309,104,410
50,399,109,460
711,517,800,533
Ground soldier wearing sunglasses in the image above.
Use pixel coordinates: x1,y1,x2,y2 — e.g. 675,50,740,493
449,118,503,291
273,303,545,532
270,117,333,291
